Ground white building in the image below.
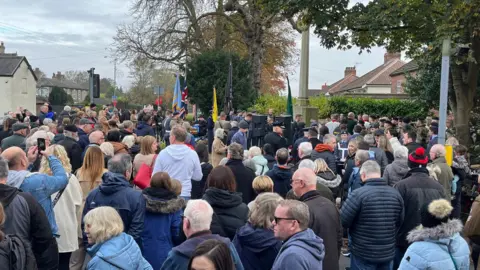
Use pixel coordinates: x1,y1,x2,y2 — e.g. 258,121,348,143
36,71,89,103
0,42,38,114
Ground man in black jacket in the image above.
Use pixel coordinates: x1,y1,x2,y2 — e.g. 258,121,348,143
264,122,287,154
292,167,342,270
393,147,445,269
341,160,404,269
266,148,292,198
58,125,83,173
0,156,59,270
402,126,422,154
225,143,256,204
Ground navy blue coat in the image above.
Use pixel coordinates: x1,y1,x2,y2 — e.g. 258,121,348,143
82,172,146,249
340,178,404,263
135,122,155,137
77,127,89,151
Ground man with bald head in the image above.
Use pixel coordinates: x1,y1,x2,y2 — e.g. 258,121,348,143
430,144,454,198
1,146,67,237
292,167,342,270
81,130,106,161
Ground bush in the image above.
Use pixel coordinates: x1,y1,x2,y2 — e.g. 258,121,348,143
250,94,296,115
49,87,71,106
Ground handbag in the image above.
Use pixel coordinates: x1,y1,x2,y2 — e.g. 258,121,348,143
133,155,158,190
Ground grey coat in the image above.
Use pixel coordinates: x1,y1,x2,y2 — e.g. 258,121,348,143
384,160,409,187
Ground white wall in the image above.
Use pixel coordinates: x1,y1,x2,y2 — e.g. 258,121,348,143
365,85,392,94
0,76,13,114
11,61,36,113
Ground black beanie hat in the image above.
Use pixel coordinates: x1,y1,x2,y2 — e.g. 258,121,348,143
408,147,428,167
420,199,453,228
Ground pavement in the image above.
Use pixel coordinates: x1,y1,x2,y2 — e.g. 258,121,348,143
339,255,350,269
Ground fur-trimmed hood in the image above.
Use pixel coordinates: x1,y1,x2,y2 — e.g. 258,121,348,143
407,219,463,243
144,195,185,214
316,172,341,188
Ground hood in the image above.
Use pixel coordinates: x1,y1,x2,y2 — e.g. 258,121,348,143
7,170,30,189
165,144,195,161
110,142,128,153
203,187,243,208
137,122,150,130
0,184,20,207
316,172,341,188
98,172,130,195
88,233,144,269
252,155,268,166
235,223,281,252
407,219,463,244
390,159,409,176
174,231,231,257
143,186,185,214
270,165,292,179
314,144,333,153
281,229,325,261
264,154,275,163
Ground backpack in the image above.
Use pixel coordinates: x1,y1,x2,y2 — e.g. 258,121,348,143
6,235,37,270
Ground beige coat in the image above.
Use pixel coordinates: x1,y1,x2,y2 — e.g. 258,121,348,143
212,137,227,167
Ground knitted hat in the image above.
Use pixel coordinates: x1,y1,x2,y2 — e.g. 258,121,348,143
420,199,453,228
408,147,428,167
239,121,249,129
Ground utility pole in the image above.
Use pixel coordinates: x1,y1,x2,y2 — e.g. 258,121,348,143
438,38,451,145
88,67,95,104
113,58,117,99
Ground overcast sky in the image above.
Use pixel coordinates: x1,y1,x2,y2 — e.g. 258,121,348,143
0,0,390,97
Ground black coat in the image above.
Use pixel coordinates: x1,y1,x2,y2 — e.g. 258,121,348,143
203,188,249,240
226,159,256,204
191,163,213,199
405,142,423,154
311,146,337,174
266,165,292,198
394,167,446,249
58,137,83,173
341,178,404,263
299,190,342,270
263,132,287,154
309,137,321,149
264,154,276,170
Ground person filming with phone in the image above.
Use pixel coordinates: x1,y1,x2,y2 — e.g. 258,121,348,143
0,145,68,237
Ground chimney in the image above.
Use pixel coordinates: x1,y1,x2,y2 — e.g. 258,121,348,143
344,66,356,78
52,73,56,79
321,83,328,91
384,51,401,63
0,42,5,54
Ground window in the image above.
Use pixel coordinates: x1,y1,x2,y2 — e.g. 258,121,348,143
396,80,402,93
21,78,27,94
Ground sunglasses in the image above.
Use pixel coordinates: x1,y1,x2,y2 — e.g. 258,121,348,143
273,216,298,224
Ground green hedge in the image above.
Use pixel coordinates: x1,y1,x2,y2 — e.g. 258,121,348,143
252,95,428,119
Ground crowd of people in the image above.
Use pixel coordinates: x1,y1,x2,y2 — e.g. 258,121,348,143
0,103,477,270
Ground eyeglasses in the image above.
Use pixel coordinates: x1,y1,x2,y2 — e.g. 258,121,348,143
273,216,298,224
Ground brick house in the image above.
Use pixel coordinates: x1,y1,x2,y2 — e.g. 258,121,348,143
308,66,359,96
389,61,419,94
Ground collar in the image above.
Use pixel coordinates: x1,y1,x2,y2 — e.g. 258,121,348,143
189,230,212,239
299,190,320,202
364,178,387,186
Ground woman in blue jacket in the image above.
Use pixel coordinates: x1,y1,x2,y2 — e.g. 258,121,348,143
142,172,185,269
399,199,470,270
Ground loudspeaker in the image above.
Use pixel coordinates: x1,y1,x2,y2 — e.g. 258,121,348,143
275,115,293,146
252,115,267,137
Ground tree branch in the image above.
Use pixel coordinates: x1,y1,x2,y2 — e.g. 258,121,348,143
195,11,246,34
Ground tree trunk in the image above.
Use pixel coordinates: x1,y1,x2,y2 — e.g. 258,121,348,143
214,0,224,49
246,24,264,95
451,64,475,146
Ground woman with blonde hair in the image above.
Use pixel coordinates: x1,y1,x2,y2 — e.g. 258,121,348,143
133,135,158,177
40,145,83,270
248,175,274,210
233,193,283,270
70,146,108,270
315,158,342,199
212,128,227,167
378,135,394,164
84,207,153,269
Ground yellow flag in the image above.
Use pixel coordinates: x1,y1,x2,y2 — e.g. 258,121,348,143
212,87,218,122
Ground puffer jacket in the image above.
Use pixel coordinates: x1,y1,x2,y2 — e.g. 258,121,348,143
395,167,446,249
399,219,470,270
251,155,269,175
384,159,409,186
203,188,249,240
311,144,337,174
341,178,404,263
141,187,184,269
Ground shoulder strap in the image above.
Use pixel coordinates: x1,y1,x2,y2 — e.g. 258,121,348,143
53,173,71,207
447,240,459,270
150,154,158,167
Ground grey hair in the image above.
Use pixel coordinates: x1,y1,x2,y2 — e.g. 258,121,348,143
243,159,257,172
355,150,370,165
299,159,317,171
278,200,310,230
184,199,214,231
323,134,336,144
215,128,224,139
299,142,312,157
0,156,8,179
122,120,134,130
230,121,238,128
364,134,375,146
248,146,262,157
64,105,71,112
228,143,244,160
249,193,283,229
394,146,409,160
359,160,381,177
107,154,133,175
43,118,53,125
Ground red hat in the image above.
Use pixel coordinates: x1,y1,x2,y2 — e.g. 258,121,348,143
409,147,428,165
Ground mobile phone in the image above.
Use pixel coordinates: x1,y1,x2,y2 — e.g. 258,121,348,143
37,138,46,152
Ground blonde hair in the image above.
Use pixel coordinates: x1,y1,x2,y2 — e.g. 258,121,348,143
248,146,262,158
140,136,156,155
77,146,106,190
40,145,72,174
100,142,114,157
377,135,393,153
314,158,334,175
446,137,459,147
122,135,136,149
249,193,283,229
252,175,274,194
83,206,124,244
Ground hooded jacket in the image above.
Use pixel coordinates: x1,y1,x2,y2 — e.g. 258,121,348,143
251,155,269,175
203,188,249,240
152,144,203,197
271,228,325,270
264,154,276,170
233,223,282,270
142,188,185,269
399,220,470,270
311,144,337,174
266,165,292,198
87,232,153,270
384,159,409,186
316,171,342,198
7,156,67,236
82,172,145,249
135,122,155,137
0,184,59,270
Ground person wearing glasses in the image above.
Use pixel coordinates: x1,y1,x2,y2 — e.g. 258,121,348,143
271,200,325,270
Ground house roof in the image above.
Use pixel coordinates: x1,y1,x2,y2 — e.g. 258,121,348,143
339,59,405,92
0,55,38,81
328,73,360,93
390,60,419,76
37,77,88,90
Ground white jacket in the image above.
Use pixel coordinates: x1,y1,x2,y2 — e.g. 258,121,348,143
389,137,403,155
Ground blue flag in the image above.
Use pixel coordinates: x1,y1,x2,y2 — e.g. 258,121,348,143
172,74,182,112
